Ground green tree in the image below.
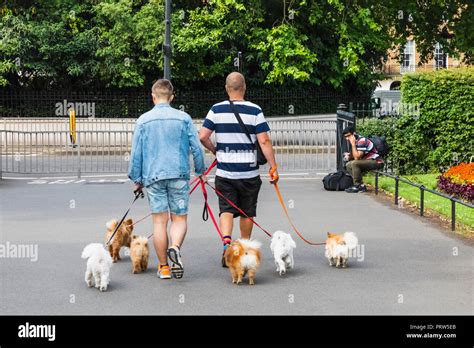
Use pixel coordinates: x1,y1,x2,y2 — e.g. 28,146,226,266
1,0,472,90
0,1,100,88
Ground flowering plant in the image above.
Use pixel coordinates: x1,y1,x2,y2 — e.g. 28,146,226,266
437,162,474,202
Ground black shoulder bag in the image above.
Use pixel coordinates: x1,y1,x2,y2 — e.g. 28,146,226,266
228,100,267,165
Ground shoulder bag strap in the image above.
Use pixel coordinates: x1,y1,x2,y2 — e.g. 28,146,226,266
228,100,254,144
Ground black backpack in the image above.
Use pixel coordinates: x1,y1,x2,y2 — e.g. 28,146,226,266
369,136,389,157
322,171,354,191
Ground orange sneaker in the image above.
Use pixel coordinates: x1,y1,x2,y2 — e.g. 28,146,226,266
157,264,171,279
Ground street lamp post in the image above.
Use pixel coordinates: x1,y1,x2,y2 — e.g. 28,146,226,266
163,0,172,80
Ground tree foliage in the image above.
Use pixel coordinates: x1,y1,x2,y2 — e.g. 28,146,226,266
0,0,472,90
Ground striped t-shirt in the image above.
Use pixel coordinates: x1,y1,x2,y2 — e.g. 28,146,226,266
355,137,380,160
202,100,270,179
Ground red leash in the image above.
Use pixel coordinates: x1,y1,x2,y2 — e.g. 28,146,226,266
139,160,217,239
199,178,223,240
204,182,272,238
190,159,217,188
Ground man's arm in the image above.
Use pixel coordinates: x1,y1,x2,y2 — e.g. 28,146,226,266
257,132,277,169
128,123,143,187
187,118,206,175
199,127,216,155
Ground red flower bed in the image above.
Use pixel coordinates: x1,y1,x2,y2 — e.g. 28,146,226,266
437,162,474,202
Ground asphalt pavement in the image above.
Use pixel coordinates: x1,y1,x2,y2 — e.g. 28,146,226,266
0,174,472,315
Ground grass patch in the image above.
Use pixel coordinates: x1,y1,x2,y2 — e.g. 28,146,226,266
365,173,474,230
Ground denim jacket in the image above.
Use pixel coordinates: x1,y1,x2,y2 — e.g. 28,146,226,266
128,103,206,187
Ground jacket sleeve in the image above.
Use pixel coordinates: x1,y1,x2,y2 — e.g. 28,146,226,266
128,123,143,184
187,117,206,175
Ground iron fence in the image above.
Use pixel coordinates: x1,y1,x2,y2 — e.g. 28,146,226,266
0,119,338,177
0,88,371,118
374,171,473,231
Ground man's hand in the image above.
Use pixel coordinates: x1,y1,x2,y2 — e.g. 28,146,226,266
199,174,208,183
269,165,279,184
133,182,143,194
347,134,356,145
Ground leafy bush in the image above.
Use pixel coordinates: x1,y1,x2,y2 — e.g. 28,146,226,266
358,67,474,174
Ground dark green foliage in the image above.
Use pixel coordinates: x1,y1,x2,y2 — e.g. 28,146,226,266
1,1,472,91
357,67,474,174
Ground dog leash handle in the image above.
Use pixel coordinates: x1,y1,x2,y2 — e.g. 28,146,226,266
269,164,279,184
105,190,143,247
133,187,145,199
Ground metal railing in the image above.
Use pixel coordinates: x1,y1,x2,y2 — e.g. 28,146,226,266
373,171,473,231
0,130,134,177
0,119,338,177
0,117,137,132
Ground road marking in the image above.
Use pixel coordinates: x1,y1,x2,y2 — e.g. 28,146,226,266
4,172,328,184
3,174,129,180
27,178,129,185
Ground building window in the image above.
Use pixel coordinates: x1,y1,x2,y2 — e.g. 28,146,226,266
434,43,448,69
401,40,415,73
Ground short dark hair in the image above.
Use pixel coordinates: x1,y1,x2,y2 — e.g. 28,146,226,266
342,126,355,136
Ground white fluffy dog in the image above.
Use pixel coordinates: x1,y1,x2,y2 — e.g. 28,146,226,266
270,230,296,276
81,243,113,292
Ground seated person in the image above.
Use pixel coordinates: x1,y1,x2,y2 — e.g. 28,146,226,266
342,126,384,193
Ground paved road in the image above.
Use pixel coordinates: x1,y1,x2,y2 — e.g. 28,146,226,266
0,175,472,315
1,153,337,177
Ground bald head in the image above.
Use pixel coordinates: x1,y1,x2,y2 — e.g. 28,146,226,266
225,72,246,95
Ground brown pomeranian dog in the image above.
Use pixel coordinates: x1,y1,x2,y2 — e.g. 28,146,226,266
105,219,133,262
224,239,262,285
130,235,149,274
325,232,358,268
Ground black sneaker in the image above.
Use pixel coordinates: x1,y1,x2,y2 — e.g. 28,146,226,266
167,246,184,279
345,184,366,193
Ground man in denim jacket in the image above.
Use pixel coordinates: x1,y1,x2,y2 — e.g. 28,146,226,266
128,79,206,280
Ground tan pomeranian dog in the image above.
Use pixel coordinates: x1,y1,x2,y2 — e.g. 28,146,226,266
224,239,261,285
130,235,149,274
325,232,358,268
105,219,133,262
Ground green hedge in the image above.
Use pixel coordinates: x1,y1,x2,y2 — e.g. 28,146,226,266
358,67,474,174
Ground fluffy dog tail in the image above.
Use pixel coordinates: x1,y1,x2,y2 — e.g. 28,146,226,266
81,243,102,259
239,238,262,250
343,232,358,250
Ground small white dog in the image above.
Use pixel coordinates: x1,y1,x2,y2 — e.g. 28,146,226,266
81,243,113,292
270,230,296,276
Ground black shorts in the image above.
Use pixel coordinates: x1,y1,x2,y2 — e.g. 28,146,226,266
215,175,262,218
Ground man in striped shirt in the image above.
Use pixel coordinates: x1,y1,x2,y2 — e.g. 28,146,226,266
342,126,384,193
199,72,278,267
